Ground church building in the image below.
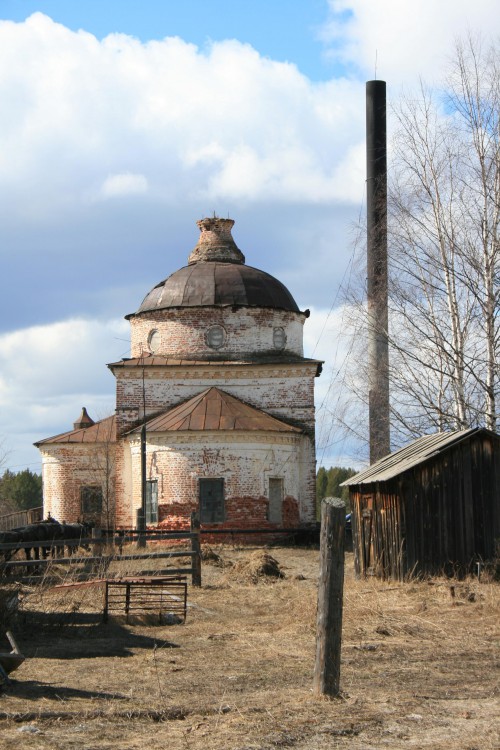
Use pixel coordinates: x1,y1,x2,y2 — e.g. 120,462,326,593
36,218,322,531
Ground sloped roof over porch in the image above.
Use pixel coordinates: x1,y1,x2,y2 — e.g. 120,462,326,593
129,387,302,434
35,415,116,446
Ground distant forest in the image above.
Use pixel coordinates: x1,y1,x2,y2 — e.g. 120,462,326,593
0,469,42,515
316,466,356,514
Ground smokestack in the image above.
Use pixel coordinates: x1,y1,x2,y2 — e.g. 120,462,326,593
366,80,390,462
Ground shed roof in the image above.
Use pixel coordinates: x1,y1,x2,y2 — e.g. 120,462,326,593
342,428,496,486
130,387,302,434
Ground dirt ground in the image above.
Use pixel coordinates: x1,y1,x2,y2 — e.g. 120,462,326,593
0,546,499,750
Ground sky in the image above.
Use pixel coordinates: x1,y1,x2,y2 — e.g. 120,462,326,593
0,0,498,475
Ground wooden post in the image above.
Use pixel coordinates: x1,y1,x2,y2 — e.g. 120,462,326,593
313,497,346,697
190,512,201,587
136,508,146,549
138,421,147,549
91,527,103,557
103,581,109,623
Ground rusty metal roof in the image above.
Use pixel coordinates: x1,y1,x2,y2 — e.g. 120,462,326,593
342,428,495,486
108,354,322,373
35,415,116,446
131,387,302,434
128,262,301,317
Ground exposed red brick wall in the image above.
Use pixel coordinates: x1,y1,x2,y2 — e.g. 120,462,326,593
130,307,305,359
114,362,317,437
40,443,116,525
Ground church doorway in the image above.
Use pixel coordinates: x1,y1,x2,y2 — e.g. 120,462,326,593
199,479,225,523
268,478,284,524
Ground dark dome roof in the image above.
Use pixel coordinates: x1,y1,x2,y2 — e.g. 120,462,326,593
129,217,301,316
135,262,300,314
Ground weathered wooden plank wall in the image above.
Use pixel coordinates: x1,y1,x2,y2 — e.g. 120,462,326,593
350,431,499,580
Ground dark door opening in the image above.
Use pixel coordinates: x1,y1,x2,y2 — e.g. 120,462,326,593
268,477,284,524
199,478,225,523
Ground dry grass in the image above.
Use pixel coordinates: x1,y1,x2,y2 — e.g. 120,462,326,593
0,546,499,750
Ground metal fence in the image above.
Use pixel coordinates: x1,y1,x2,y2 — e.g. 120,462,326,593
0,528,202,586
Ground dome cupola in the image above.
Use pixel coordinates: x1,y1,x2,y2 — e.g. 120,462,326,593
131,217,300,316
127,217,306,360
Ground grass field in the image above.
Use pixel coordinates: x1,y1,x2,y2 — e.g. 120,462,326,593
0,546,498,749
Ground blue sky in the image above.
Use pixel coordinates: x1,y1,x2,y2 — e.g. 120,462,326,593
0,0,498,474
1,0,341,80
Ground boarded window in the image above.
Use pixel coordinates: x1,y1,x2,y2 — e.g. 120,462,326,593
146,480,158,525
80,486,103,518
199,479,225,523
268,478,284,524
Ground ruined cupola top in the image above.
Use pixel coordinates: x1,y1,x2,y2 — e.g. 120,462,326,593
188,217,245,265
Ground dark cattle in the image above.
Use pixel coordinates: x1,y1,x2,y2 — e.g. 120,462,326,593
0,519,63,572
0,530,23,565
0,518,94,573
59,522,93,555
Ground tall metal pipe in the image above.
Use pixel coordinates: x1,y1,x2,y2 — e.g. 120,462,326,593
366,80,390,462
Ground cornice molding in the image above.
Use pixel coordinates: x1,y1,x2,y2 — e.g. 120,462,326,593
114,363,319,380
127,431,302,448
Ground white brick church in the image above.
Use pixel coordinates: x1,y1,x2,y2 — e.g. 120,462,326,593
36,218,321,530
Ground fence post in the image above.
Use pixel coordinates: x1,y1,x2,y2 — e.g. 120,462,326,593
313,497,346,697
190,512,201,587
91,527,103,557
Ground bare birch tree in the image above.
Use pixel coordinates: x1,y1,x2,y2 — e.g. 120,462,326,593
387,36,499,439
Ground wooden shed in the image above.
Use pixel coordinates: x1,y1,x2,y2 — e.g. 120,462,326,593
343,428,499,580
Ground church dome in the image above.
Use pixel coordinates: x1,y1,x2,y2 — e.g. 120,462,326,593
131,218,300,316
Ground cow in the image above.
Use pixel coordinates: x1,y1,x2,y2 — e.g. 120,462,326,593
0,518,94,574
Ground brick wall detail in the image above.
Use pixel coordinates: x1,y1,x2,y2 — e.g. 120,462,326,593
130,307,305,359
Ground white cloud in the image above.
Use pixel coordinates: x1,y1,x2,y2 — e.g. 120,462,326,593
323,0,500,85
0,317,128,402
98,172,149,200
304,304,367,466
0,317,128,470
0,13,365,221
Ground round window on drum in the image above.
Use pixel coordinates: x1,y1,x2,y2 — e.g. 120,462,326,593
206,325,226,349
148,329,161,354
273,326,286,350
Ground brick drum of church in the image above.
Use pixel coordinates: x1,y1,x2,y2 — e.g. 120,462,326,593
36,218,322,532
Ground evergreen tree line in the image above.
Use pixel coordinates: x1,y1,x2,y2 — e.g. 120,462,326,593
0,469,42,514
316,466,356,513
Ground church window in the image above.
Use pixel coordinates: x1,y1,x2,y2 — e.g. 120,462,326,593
199,478,225,523
145,480,158,524
206,325,226,349
273,327,286,350
268,478,283,524
80,485,103,518
148,329,161,353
